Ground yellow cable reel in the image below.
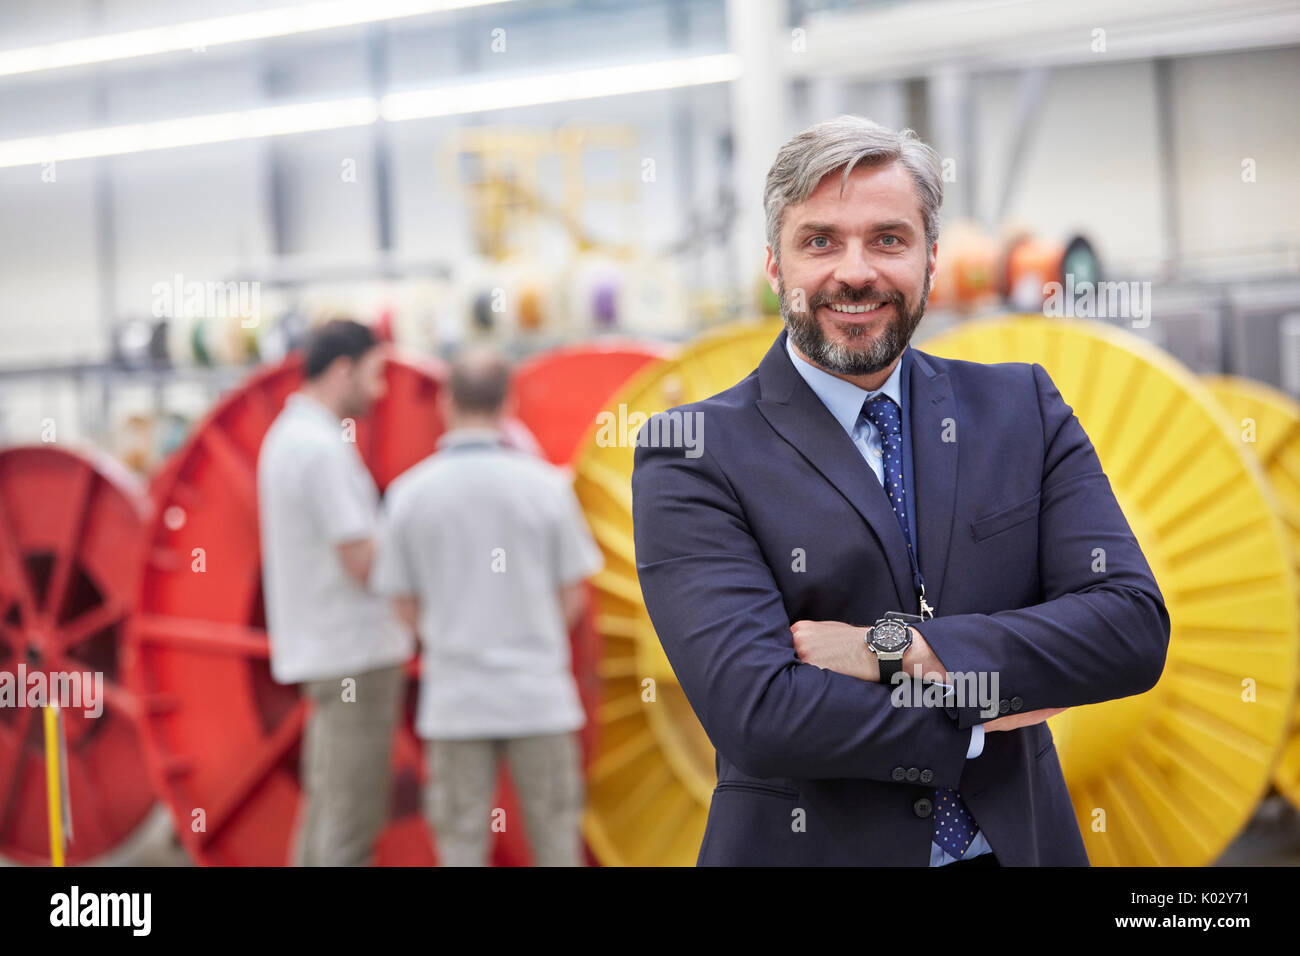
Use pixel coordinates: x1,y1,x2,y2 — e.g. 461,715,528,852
921,316,1298,865
1203,374,1300,810
575,314,1297,866
575,319,782,866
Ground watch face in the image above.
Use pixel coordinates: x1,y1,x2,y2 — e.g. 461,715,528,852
872,620,908,652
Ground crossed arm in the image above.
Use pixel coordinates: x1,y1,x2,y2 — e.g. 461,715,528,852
633,437,973,788
788,619,1065,733
903,365,1170,730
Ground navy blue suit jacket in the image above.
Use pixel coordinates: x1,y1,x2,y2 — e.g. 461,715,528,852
630,328,1171,866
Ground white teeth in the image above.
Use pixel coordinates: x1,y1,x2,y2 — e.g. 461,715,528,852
827,301,885,314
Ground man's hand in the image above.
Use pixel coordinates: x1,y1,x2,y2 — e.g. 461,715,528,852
900,626,947,683
984,707,1066,732
791,620,878,682
392,595,419,635
337,538,375,587
792,621,950,684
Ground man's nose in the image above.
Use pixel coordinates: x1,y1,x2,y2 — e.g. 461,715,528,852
831,242,880,288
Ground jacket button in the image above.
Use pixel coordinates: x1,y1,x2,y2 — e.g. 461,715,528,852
891,766,906,781
913,797,932,818
905,766,919,782
920,769,934,783
1010,696,1023,711
999,698,1010,714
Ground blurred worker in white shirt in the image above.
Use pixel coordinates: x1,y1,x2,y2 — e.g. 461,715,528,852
373,347,602,866
257,318,414,866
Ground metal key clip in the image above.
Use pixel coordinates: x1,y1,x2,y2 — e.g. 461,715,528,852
919,583,935,621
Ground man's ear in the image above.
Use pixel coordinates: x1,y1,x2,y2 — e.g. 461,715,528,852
319,355,347,393
764,245,780,296
435,387,453,425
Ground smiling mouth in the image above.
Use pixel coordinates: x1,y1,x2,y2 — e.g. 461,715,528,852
821,301,890,319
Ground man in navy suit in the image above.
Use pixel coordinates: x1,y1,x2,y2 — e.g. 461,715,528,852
631,116,1170,866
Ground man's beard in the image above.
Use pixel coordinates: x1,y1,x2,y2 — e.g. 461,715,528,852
778,268,930,376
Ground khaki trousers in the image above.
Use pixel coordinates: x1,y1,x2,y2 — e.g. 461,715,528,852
294,664,405,866
425,732,584,867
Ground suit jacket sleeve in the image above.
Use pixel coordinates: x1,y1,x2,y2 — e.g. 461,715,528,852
632,425,972,786
919,363,1172,731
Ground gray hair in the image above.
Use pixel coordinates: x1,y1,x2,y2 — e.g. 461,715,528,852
763,115,943,264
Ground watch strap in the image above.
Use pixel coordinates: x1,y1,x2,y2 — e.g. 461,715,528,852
883,611,922,624
878,656,903,682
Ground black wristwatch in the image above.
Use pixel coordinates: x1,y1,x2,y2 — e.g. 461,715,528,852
863,611,921,682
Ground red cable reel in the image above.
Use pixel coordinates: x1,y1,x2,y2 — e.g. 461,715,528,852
0,446,155,864
127,344,662,866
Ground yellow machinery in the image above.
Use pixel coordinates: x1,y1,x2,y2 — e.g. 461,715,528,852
1204,374,1300,809
441,125,641,262
574,315,1299,866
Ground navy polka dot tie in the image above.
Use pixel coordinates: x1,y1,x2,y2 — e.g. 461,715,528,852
862,393,980,861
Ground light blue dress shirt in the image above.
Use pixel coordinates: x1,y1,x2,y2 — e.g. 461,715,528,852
784,335,992,866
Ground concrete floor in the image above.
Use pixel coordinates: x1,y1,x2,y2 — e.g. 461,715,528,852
1214,794,1300,866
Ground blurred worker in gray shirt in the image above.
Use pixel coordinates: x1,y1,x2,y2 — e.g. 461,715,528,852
257,319,414,866
373,347,602,866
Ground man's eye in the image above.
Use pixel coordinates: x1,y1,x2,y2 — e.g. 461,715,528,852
809,236,829,248
880,235,899,246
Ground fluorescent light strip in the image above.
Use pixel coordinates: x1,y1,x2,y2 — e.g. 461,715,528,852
381,53,743,120
0,0,519,78
0,54,741,169
0,98,380,167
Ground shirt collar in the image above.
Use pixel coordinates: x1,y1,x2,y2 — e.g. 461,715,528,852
437,426,506,449
286,392,342,430
784,334,906,436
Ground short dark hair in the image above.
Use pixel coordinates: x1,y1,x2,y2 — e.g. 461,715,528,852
449,348,511,415
303,319,378,380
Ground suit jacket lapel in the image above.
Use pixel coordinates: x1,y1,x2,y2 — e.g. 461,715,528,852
908,348,957,616
755,329,915,610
